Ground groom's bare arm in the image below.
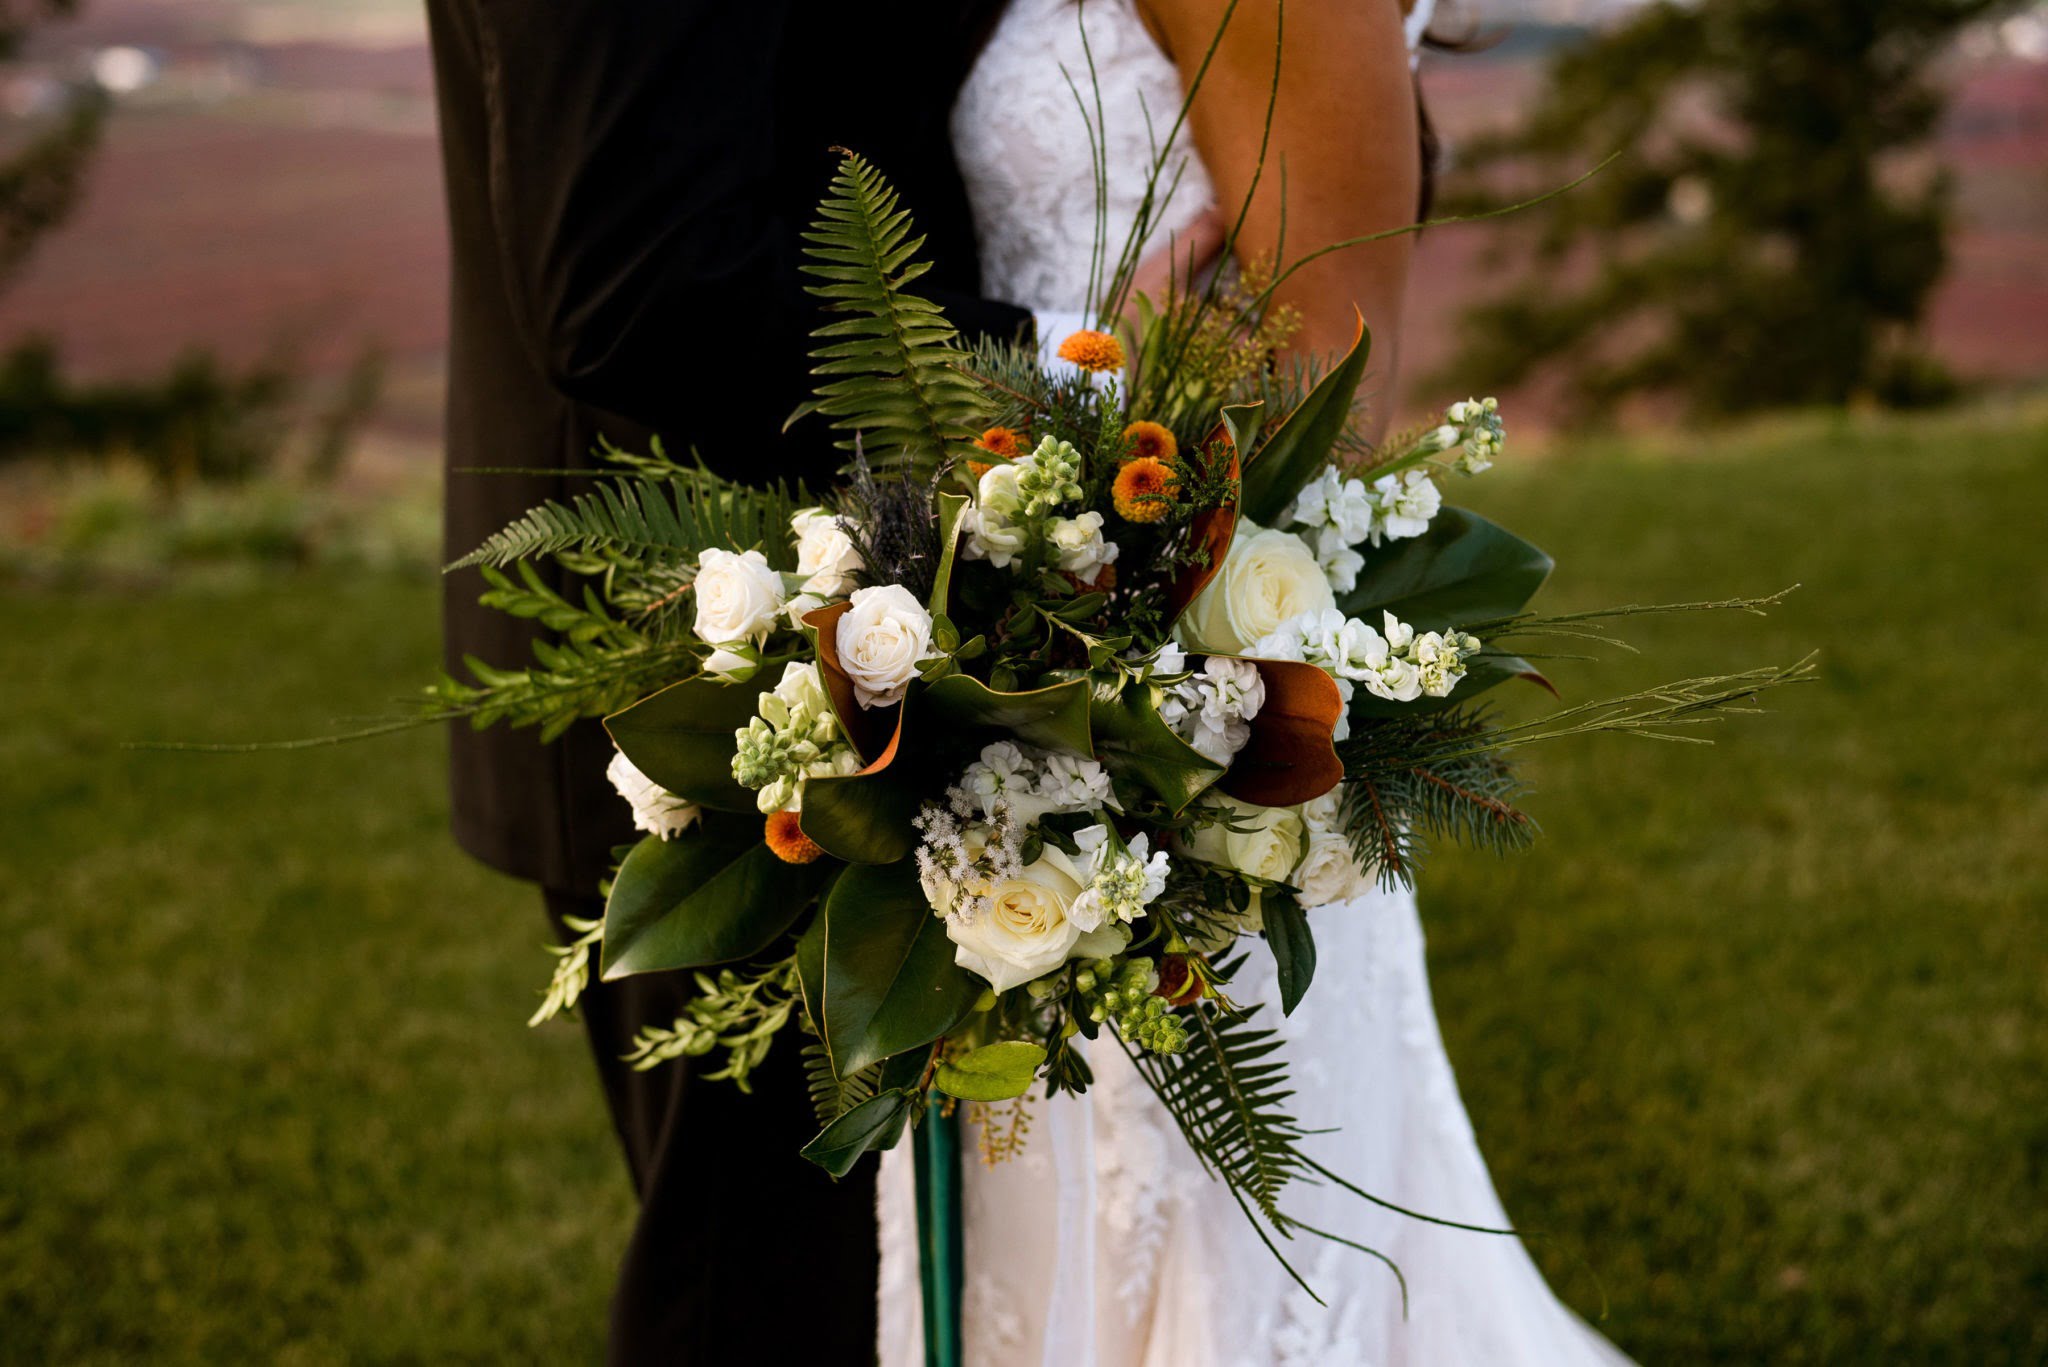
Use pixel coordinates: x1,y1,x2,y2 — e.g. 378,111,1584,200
1144,0,1421,441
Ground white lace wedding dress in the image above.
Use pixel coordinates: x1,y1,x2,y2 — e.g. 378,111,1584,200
879,3,1633,1363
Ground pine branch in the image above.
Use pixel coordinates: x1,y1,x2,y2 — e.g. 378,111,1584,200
801,153,994,477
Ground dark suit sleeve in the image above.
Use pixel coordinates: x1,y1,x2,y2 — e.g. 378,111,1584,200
466,0,1027,475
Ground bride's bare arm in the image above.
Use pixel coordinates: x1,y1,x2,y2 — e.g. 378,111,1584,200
1145,0,1420,441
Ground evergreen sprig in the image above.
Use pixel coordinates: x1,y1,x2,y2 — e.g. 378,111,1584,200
801,154,995,477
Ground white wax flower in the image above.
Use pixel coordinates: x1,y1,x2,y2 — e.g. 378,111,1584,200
945,842,1126,992
606,748,702,841
790,507,864,599
1048,511,1120,579
835,584,937,709
1178,520,1336,655
693,547,785,677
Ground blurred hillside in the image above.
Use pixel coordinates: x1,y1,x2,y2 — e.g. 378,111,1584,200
0,0,2041,455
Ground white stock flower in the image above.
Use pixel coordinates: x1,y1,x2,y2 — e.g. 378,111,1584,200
835,584,937,709
1067,825,1172,932
1367,469,1442,544
1308,527,1367,594
606,748,702,840
946,843,1125,992
1293,831,1365,908
790,507,864,599
693,547,785,676
1285,465,1377,544
1160,655,1267,764
958,741,1032,822
1048,511,1120,579
1178,521,1336,655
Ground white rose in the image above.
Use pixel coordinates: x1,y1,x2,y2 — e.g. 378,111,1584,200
606,748,702,840
1293,832,1365,908
1182,794,1306,885
791,507,864,599
1048,511,1120,578
836,584,937,709
947,844,1125,992
1178,521,1336,655
963,464,1029,568
693,547,785,670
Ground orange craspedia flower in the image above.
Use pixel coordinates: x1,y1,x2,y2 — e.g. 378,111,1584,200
1057,329,1125,373
976,425,1027,458
1112,456,1178,523
765,810,826,865
1122,420,1178,464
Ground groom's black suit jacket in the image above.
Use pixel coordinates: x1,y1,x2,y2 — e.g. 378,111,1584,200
429,0,1027,893
424,3,1026,1362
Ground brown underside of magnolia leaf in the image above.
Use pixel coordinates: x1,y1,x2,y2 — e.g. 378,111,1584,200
801,599,900,766
1164,423,1241,623
1217,657,1345,807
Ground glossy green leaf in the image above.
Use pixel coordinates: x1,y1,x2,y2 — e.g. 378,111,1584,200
921,673,1094,755
603,671,776,812
1262,888,1316,1016
929,491,970,613
600,816,830,979
1089,678,1225,815
935,1041,1047,1102
799,1088,916,1178
800,764,922,864
1239,316,1370,526
1219,400,1263,459
821,861,982,1077
1337,506,1553,632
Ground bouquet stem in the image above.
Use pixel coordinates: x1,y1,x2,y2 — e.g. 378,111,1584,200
913,1105,964,1367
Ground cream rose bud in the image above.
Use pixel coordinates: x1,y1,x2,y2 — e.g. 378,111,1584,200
1293,831,1365,908
946,844,1128,992
1183,793,1307,885
1178,521,1337,656
791,507,864,599
693,547,785,654
836,584,937,709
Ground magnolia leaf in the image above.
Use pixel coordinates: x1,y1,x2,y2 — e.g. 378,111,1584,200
1338,506,1552,632
600,817,829,979
1262,889,1316,1016
801,599,897,764
820,861,982,1077
930,491,970,614
935,1041,1047,1102
799,1088,917,1178
799,692,920,864
1239,311,1370,526
922,673,1093,755
604,672,779,812
1163,410,1248,628
1089,677,1226,815
1217,659,1345,807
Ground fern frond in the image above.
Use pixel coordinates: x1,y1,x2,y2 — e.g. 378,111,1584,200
801,154,995,477
448,469,810,573
803,1038,882,1129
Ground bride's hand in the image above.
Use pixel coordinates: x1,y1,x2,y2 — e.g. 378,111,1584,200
1125,205,1228,316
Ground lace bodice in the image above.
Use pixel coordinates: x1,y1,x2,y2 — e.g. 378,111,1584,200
950,0,1438,316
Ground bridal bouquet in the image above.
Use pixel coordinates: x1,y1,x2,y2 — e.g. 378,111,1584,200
430,155,1802,1267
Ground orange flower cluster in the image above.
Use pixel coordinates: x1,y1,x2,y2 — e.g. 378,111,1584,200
1056,329,1125,373
1112,456,1177,523
1122,420,1178,464
765,810,825,865
969,425,1027,479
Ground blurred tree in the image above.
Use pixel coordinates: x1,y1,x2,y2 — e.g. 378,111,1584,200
0,0,107,292
1436,0,2015,419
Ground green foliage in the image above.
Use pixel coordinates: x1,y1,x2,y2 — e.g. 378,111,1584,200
622,957,800,1090
933,1041,1046,1102
1439,0,2014,418
447,462,808,574
799,1088,917,1178
599,822,831,979
1335,506,1554,633
604,671,781,813
1337,709,1538,889
817,861,981,1077
526,912,604,1028
1236,321,1369,527
802,1037,883,1129
800,154,994,477
1260,889,1315,1016
427,637,703,743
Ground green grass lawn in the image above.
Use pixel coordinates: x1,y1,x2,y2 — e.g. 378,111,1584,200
3,403,2043,1362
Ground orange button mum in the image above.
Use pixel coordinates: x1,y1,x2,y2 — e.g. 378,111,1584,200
765,810,826,865
1112,456,1178,523
1122,420,1178,464
976,425,1027,458
1057,329,1125,373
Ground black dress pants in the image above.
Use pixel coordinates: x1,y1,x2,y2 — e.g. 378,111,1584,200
545,891,879,1365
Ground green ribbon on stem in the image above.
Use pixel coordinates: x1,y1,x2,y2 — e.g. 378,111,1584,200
913,1104,963,1367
